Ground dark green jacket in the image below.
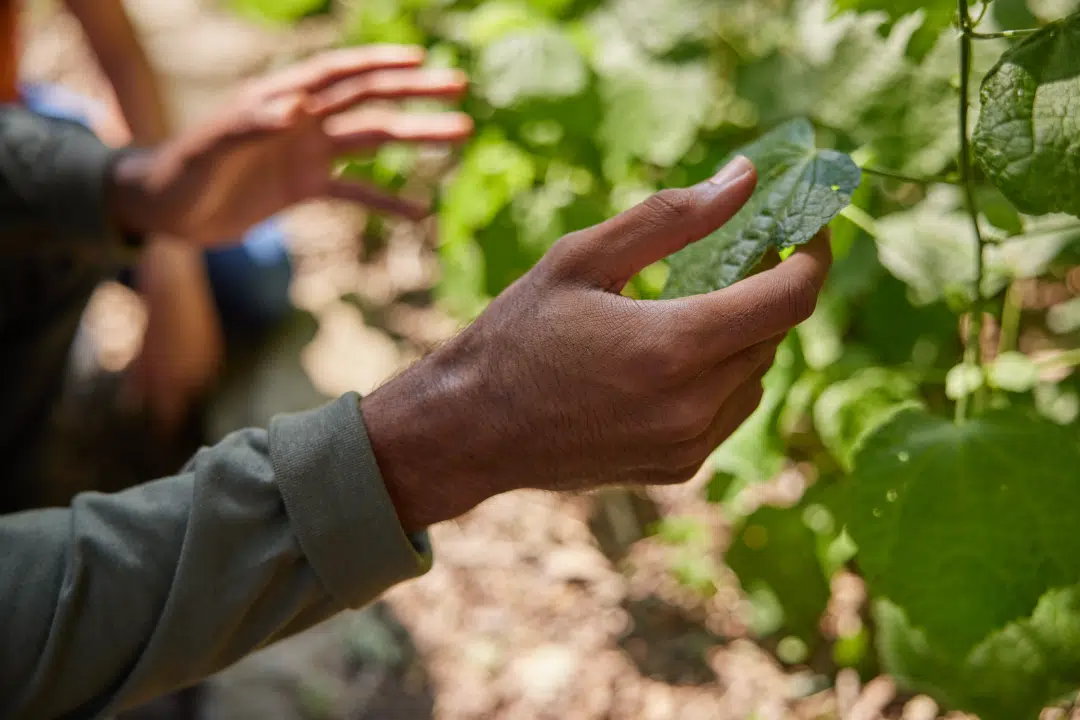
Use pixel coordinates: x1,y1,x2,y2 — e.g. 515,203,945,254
0,106,431,719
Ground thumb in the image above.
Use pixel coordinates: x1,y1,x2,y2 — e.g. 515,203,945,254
546,156,756,290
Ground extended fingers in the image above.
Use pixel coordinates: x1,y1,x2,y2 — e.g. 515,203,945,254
247,46,427,98
326,107,474,152
311,68,468,117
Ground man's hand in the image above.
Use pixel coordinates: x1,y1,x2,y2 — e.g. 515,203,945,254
109,45,472,245
361,156,833,533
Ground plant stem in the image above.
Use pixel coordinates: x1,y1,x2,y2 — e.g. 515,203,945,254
998,282,1023,355
956,0,989,424
860,166,961,186
839,205,878,238
1035,348,1080,373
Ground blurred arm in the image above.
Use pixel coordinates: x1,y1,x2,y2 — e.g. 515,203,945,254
63,0,170,143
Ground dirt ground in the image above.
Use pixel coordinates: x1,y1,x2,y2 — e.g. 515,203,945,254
17,2,1042,718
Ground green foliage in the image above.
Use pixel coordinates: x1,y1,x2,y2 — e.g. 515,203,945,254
833,0,958,39
974,14,1080,216
877,587,1080,720
661,119,860,298
231,0,328,23
726,488,836,647
846,408,1080,659
812,367,921,470
235,0,1080,713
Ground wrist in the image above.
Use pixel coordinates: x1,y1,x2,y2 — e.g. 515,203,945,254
360,353,502,532
107,146,176,238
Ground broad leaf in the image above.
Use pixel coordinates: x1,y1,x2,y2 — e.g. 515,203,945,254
877,587,1080,720
832,0,957,39
588,10,716,175
874,187,1080,306
740,5,1002,177
845,408,1080,659
974,13,1080,217
709,335,803,491
606,0,715,56
661,118,860,298
727,497,831,646
477,27,589,108
813,367,921,471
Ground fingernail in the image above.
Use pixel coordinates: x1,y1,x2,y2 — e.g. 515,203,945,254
708,155,754,189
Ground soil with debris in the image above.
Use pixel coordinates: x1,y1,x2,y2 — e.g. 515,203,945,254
18,2,1049,719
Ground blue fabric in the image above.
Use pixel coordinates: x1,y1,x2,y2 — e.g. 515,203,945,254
22,82,294,337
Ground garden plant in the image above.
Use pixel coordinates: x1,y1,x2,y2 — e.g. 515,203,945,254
236,0,1080,715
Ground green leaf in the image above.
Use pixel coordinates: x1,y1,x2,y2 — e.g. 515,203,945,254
874,188,980,307
876,587,1080,720
832,0,957,40
604,0,715,56
974,14,1080,218
845,408,1080,659
596,58,714,172
231,0,328,23
661,119,861,299
477,27,589,108
727,500,831,646
874,187,1080,306
813,367,921,471
709,335,803,490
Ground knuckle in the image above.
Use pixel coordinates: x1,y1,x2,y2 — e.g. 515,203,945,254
778,275,818,324
649,346,692,384
542,232,588,280
660,396,711,442
642,188,699,226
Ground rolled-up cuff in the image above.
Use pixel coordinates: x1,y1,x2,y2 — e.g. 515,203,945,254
270,392,432,607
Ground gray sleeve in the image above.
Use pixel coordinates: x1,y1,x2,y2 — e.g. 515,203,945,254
0,393,431,719
0,105,118,241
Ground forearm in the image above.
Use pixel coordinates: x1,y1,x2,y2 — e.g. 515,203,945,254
98,55,170,145
0,394,430,719
64,0,170,144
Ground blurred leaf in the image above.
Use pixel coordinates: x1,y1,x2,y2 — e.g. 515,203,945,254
845,407,1080,659
662,118,860,298
813,367,921,471
832,0,957,38
605,0,715,56
478,27,589,108
796,290,849,370
231,0,328,23
876,586,1080,720
709,335,804,489
727,485,838,646
345,0,427,44
874,188,979,307
456,1,547,47
596,58,714,172
441,130,536,233
650,516,710,546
